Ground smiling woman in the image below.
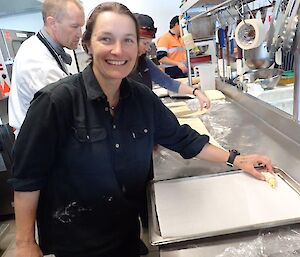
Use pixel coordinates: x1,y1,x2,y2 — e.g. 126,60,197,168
10,2,273,257
81,2,139,109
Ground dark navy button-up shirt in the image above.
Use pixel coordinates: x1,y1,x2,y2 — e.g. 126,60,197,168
11,64,209,255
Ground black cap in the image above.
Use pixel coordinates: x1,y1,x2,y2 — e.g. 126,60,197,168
134,13,157,38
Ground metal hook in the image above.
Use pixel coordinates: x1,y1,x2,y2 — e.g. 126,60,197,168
225,8,236,25
243,0,255,19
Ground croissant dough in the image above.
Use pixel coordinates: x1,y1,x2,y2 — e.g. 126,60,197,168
204,90,226,100
178,118,224,149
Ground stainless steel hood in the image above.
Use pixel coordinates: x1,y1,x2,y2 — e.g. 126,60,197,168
0,0,42,17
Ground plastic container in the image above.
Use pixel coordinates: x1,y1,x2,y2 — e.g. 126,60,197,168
193,63,215,90
279,70,295,85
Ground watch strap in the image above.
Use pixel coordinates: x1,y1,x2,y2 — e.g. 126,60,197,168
192,87,199,96
226,149,240,167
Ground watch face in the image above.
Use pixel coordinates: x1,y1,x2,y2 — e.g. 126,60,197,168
227,149,240,167
231,149,240,155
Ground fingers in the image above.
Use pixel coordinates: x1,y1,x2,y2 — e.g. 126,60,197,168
195,94,211,110
235,154,273,180
247,166,266,180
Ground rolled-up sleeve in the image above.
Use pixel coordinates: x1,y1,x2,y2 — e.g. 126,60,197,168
10,90,64,191
153,96,209,159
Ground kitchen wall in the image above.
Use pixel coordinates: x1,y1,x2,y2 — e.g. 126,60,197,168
0,1,181,38
0,12,42,33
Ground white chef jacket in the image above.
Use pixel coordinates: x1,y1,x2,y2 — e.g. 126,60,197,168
8,34,68,136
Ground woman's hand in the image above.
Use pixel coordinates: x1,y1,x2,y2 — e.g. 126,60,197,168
177,62,188,73
194,89,211,109
15,241,43,257
234,154,273,180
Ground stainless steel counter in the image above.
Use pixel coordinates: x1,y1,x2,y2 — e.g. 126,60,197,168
151,81,300,257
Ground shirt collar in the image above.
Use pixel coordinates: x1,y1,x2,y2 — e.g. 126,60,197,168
40,28,72,65
168,30,180,38
81,63,132,101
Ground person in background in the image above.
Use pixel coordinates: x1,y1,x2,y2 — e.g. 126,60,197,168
10,2,273,257
129,13,211,255
8,0,85,137
130,13,210,109
156,15,188,78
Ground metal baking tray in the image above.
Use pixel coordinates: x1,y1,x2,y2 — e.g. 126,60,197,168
148,167,300,246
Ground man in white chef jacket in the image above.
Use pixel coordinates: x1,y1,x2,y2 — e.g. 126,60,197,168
8,0,85,137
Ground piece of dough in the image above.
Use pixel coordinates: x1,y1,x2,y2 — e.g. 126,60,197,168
153,88,168,97
180,108,207,118
261,172,277,188
168,103,207,118
169,105,197,117
204,89,226,100
174,77,200,85
164,101,186,108
178,118,224,149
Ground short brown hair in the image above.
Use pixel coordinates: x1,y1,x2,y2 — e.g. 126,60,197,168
82,2,139,55
42,0,83,23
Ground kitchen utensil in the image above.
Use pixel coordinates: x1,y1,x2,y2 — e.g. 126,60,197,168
234,68,283,90
244,41,275,69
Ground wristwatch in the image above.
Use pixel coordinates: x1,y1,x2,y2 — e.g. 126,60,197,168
226,149,240,167
192,87,200,96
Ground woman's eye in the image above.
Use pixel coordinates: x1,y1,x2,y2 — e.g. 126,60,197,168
125,38,135,44
99,37,111,43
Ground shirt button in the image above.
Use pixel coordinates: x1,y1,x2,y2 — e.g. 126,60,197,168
115,143,120,148
105,107,109,111
144,129,148,133
112,125,116,129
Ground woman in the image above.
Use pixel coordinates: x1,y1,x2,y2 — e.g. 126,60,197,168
11,2,272,257
129,13,211,109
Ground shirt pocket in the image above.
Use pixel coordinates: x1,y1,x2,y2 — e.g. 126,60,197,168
72,126,107,143
65,126,108,168
129,125,152,163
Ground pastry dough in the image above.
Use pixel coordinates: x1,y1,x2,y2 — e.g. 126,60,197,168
204,89,226,100
261,172,277,188
178,118,223,149
167,102,207,118
153,88,168,97
170,105,197,117
164,101,186,108
174,77,200,85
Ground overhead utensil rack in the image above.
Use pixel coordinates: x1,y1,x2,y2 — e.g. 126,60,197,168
186,0,256,21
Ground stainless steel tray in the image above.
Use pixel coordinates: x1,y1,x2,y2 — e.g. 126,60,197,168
148,167,300,246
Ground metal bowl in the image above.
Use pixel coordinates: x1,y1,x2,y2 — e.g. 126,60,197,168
244,42,275,69
234,68,283,90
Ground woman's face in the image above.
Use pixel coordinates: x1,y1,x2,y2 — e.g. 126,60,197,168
139,37,152,56
88,11,138,82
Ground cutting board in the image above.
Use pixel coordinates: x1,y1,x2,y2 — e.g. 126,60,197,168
153,172,300,240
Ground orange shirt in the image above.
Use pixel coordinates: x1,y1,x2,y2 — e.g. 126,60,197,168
157,31,186,67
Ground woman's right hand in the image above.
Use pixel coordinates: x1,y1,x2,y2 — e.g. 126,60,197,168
177,62,188,73
194,89,211,109
15,241,43,257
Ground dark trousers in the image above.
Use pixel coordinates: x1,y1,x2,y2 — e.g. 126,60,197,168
165,66,187,79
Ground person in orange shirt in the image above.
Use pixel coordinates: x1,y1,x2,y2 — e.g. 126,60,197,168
156,16,188,78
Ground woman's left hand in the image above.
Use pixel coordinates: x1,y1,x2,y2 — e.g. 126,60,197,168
234,154,273,180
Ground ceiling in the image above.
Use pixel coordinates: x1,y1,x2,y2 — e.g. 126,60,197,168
0,0,42,17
